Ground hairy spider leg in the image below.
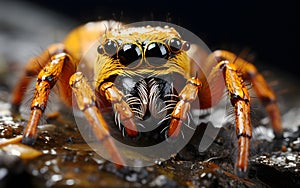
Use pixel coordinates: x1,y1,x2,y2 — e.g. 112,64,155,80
99,82,138,137
213,50,283,138
216,60,252,178
12,20,122,111
167,77,202,137
70,72,126,167
22,51,71,145
11,44,66,112
202,50,283,177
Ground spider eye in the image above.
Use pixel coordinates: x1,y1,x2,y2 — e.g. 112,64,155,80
118,43,142,68
182,41,190,51
103,39,118,56
169,38,182,53
97,45,104,54
145,42,169,66
146,42,169,58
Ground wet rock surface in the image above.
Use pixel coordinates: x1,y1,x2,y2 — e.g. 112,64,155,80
251,128,300,187
0,93,299,187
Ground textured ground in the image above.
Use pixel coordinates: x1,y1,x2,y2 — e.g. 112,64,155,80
0,86,300,187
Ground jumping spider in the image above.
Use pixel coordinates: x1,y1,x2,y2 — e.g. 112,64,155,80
11,20,283,178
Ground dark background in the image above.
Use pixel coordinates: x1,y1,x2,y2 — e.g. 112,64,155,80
27,0,299,77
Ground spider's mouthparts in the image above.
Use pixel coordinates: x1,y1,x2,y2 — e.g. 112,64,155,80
120,77,179,131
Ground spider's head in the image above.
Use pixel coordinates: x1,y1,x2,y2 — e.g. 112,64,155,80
94,25,191,87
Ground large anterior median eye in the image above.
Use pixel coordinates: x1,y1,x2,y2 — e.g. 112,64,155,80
118,43,142,68
145,42,169,66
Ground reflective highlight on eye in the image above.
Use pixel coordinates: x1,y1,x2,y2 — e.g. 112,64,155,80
145,42,169,66
118,44,142,68
103,39,118,56
169,38,182,53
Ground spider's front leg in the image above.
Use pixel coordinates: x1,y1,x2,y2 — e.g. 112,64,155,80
69,72,126,167
99,82,138,137
167,77,202,138
213,50,283,138
22,51,71,144
11,44,66,112
202,50,284,178
215,60,252,177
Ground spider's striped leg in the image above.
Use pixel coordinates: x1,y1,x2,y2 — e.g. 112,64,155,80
167,77,202,138
99,82,138,137
213,59,252,178
70,72,126,167
22,52,70,145
11,44,65,113
214,50,283,138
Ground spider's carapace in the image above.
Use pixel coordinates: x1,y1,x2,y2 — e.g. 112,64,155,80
11,20,283,178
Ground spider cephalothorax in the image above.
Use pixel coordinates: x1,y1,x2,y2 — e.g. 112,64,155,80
95,25,195,141
11,20,283,178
